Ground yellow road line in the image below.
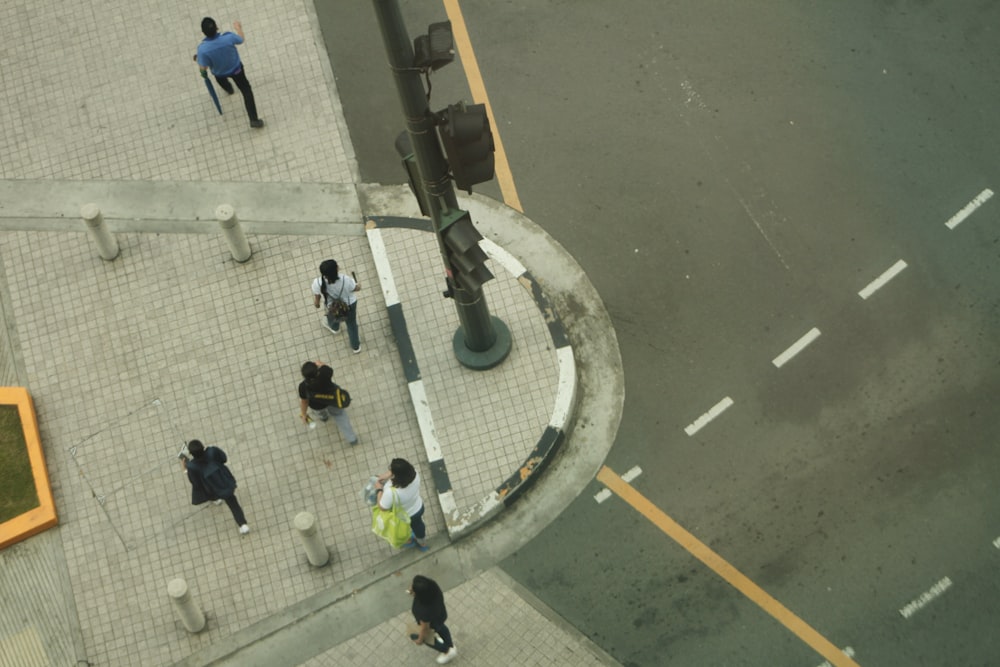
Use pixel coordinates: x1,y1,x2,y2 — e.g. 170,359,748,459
441,0,523,212
596,466,861,667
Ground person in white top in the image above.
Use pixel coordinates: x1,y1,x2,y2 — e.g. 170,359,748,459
311,259,362,353
375,458,428,551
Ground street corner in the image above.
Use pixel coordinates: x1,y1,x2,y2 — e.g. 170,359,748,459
358,186,621,544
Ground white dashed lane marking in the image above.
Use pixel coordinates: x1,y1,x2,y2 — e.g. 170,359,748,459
594,465,642,503
945,188,993,229
899,577,952,619
858,259,908,300
772,327,821,368
814,646,856,667
684,396,734,436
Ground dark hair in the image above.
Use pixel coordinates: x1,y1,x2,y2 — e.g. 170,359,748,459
390,458,416,488
302,362,333,393
410,575,444,606
201,17,218,37
187,439,206,459
319,259,339,282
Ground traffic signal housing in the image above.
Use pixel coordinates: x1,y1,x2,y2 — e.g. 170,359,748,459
413,21,454,71
437,103,495,193
440,210,493,293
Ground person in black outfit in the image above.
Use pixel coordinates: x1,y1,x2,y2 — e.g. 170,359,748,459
181,439,250,535
409,575,457,664
298,361,358,445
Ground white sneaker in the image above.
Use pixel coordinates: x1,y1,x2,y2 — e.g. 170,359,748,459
239,524,250,535
213,499,224,506
436,646,457,664
321,320,341,335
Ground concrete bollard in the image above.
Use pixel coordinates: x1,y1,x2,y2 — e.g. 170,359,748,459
167,578,206,633
215,204,252,263
80,203,120,260
294,511,330,567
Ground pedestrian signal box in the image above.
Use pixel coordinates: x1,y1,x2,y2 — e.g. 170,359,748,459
437,103,495,193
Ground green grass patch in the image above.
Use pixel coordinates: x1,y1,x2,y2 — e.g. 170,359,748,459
0,404,38,523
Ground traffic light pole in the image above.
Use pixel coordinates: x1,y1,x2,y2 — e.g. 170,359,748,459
372,0,511,370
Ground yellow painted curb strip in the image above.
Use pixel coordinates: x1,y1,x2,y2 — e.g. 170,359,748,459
0,387,58,549
597,466,860,667
442,0,523,213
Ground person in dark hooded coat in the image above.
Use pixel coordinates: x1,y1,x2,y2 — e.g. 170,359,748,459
181,439,250,535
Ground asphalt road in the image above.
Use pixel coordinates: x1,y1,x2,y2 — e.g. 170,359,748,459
317,1,1000,665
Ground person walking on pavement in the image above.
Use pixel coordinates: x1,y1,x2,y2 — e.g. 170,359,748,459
374,458,428,550
195,17,265,129
298,361,359,445
180,439,250,535
311,259,362,353
409,575,458,664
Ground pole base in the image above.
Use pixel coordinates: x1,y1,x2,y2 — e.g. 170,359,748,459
453,316,512,370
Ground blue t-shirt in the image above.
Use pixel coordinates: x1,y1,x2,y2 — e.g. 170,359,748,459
196,32,244,77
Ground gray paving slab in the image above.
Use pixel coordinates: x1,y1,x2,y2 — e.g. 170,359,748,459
0,0,356,185
302,568,617,667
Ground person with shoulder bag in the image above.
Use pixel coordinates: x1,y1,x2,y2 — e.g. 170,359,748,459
374,458,427,550
310,259,362,354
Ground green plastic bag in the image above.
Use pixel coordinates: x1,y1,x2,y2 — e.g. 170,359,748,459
371,487,412,548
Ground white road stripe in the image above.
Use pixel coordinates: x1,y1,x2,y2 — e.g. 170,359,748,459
945,188,993,229
772,327,821,368
993,536,1000,550
621,466,643,483
594,489,612,503
595,465,642,503
684,396,734,436
813,646,856,667
479,237,526,276
858,259,908,300
899,576,952,619
365,226,400,306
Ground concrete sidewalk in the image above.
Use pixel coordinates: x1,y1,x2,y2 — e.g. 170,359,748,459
0,1,624,666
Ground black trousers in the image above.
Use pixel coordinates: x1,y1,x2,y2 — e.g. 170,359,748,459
223,494,248,526
214,66,259,122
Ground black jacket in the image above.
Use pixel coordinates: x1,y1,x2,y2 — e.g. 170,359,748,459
186,446,238,504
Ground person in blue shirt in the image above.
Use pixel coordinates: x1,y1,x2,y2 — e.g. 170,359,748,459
196,17,264,129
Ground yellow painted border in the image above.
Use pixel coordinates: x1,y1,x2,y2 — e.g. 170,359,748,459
0,387,57,549
442,0,523,213
597,466,861,667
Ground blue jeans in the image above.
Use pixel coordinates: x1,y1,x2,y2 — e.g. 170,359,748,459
409,504,426,542
326,300,360,351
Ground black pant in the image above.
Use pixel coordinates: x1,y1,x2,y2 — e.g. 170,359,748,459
214,66,259,122
428,621,454,653
223,494,247,526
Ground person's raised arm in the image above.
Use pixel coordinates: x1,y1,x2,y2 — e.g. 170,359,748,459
233,20,245,40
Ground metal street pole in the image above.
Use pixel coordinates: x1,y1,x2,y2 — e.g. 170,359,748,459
372,0,511,370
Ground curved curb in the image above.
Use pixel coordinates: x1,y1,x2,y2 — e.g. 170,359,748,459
363,214,577,540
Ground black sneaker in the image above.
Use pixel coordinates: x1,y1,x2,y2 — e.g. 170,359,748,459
250,119,265,129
